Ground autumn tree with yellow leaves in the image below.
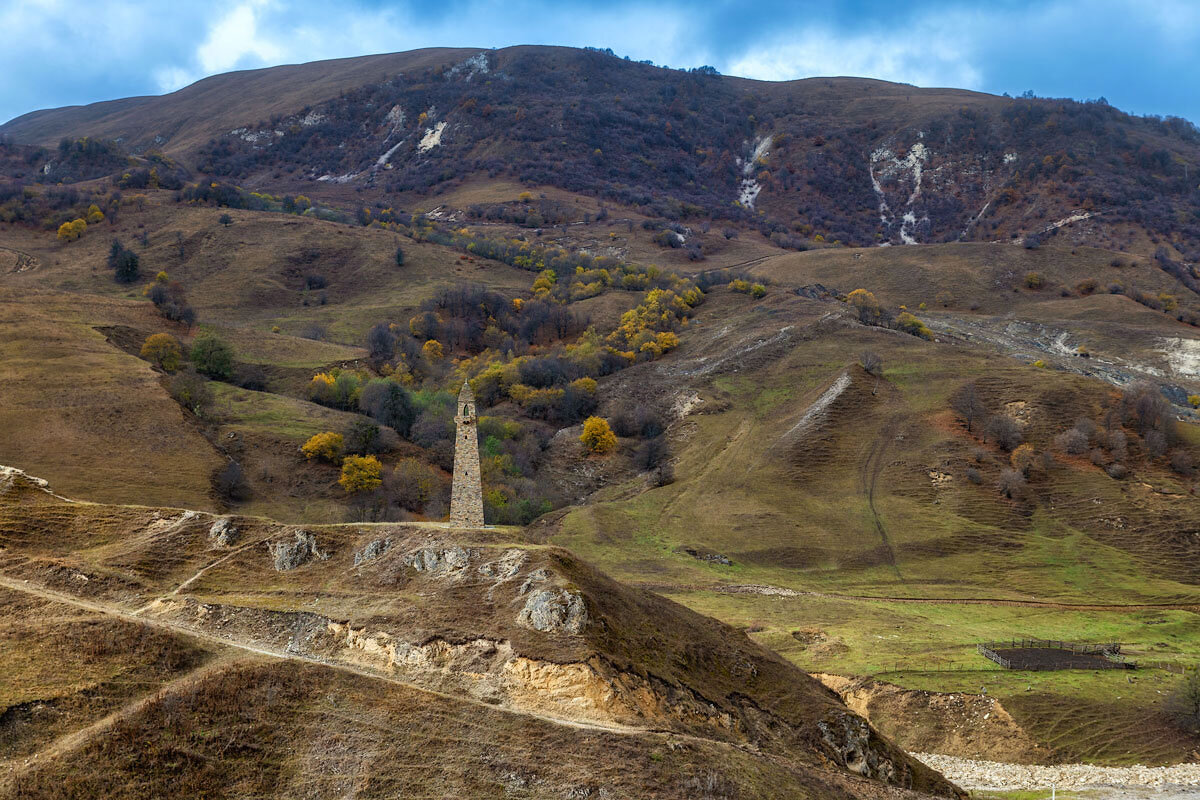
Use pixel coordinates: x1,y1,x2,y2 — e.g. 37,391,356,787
580,416,617,454
301,432,344,463
140,333,182,371
339,455,383,493
56,218,87,242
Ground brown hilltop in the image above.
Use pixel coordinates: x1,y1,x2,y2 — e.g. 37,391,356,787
0,467,960,799
0,46,999,157
0,47,481,154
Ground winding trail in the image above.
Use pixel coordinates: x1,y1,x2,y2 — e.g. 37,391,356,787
0,574,656,739
0,655,239,788
858,414,904,581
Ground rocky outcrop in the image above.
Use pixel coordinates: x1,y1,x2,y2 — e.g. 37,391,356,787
815,674,1042,763
0,480,961,799
208,517,239,548
478,548,527,579
147,596,741,741
818,713,903,784
268,530,328,571
518,588,588,635
403,545,470,574
353,537,392,566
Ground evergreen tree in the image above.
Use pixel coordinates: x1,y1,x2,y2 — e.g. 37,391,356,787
108,239,140,283
189,332,235,380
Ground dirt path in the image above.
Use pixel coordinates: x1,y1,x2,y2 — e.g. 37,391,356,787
692,254,773,278
0,246,39,275
858,414,904,581
163,539,259,601
0,654,241,789
0,574,682,742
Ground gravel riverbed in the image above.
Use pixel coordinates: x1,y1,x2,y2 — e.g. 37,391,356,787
912,752,1200,792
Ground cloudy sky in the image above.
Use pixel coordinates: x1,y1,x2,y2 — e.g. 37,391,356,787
3,0,1199,125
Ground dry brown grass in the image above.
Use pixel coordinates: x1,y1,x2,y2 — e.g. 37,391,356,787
0,287,220,509
3,656,918,800
1,48,482,154
0,475,960,799
0,586,212,763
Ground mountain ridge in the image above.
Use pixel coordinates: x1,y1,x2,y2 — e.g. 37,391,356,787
3,45,1197,254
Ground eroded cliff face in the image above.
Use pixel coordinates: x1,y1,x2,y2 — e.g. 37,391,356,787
816,674,1045,764
138,536,956,796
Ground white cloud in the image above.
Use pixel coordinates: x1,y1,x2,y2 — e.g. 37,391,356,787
156,0,285,91
725,24,982,89
142,0,695,98
153,66,196,94
197,1,283,73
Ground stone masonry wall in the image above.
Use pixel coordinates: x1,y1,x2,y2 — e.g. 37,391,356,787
450,384,484,527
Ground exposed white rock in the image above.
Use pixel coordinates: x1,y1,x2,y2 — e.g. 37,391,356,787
738,179,762,208
870,142,929,245
518,588,588,634
404,545,470,574
1156,337,1200,378
780,371,851,444
734,136,772,209
354,537,392,566
478,548,527,579
418,121,447,153
445,53,490,81
231,127,274,145
375,139,406,168
208,517,239,548
268,530,328,571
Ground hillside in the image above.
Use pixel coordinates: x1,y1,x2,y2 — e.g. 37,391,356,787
0,48,479,157
1,43,1199,796
0,466,959,799
4,46,1200,256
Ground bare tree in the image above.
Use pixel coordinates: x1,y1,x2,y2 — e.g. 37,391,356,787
1107,429,1128,460
1054,428,1089,455
1169,450,1194,476
859,350,883,376
1073,417,1099,444
984,415,1024,451
1122,382,1175,441
366,322,396,363
997,468,1026,499
949,382,987,433
213,460,251,502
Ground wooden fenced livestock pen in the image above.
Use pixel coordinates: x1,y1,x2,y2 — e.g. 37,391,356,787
976,639,1135,671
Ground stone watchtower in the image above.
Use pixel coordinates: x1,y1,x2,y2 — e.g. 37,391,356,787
449,380,484,527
